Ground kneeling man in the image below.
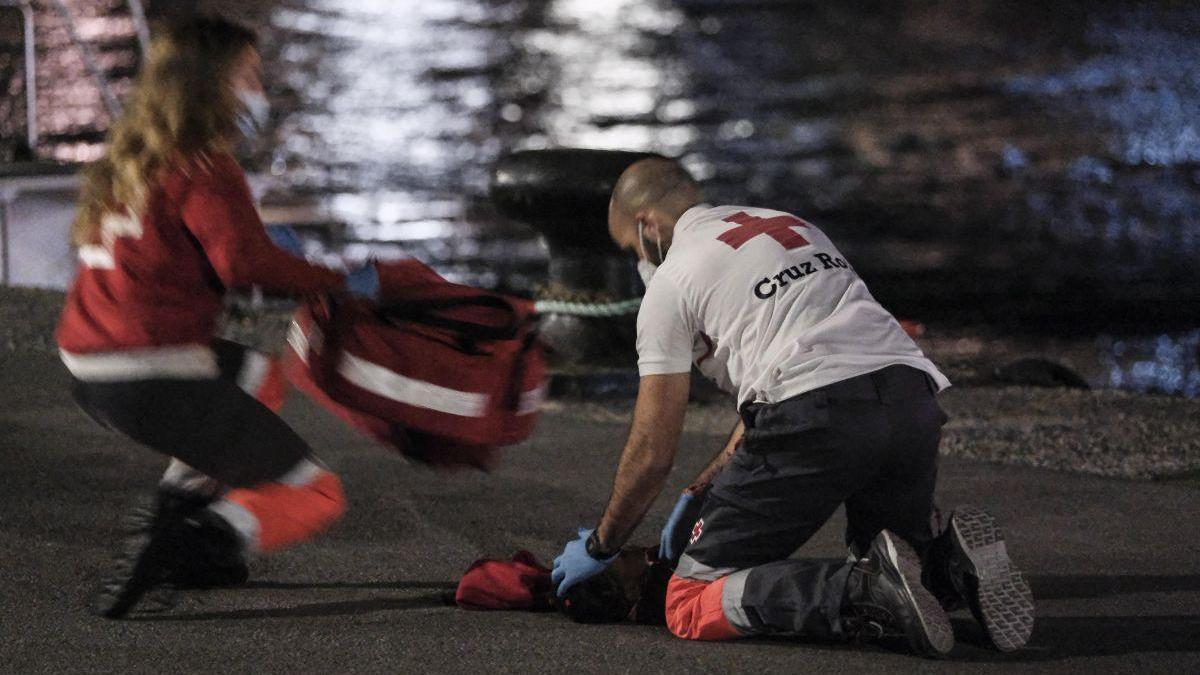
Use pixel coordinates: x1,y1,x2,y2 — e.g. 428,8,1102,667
550,159,1034,656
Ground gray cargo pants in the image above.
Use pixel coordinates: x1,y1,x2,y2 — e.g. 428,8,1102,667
674,364,947,639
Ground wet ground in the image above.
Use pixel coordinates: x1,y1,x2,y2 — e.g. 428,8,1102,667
1,346,1199,672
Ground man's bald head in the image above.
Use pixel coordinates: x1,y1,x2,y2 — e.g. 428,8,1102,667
608,158,703,259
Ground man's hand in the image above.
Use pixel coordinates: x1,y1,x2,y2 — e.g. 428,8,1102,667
659,490,706,563
551,528,617,597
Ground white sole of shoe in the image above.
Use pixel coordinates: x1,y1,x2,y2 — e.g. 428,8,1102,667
950,506,1036,652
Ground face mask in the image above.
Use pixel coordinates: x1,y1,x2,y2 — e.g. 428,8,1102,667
637,259,658,287
637,220,664,286
235,89,270,140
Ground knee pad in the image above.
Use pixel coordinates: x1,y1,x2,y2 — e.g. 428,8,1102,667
665,574,741,641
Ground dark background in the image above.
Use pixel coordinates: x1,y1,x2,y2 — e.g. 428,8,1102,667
3,0,1198,342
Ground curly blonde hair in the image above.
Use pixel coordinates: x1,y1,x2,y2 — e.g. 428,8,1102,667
73,16,257,246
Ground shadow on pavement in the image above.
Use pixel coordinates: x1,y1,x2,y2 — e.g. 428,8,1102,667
242,579,455,592
952,615,1200,662
140,594,448,622
133,573,1200,660
1029,573,1200,600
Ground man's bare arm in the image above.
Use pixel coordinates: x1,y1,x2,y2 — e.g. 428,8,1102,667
594,373,691,550
684,419,744,495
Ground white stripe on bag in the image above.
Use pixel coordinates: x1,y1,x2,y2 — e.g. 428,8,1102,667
338,351,489,418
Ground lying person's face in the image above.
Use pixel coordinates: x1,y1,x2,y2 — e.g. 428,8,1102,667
559,545,671,624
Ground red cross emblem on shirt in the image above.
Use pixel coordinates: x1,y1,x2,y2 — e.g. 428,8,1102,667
716,212,813,251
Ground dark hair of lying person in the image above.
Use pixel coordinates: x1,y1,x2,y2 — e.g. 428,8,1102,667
558,555,673,625
560,569,635,624
633,559,672,625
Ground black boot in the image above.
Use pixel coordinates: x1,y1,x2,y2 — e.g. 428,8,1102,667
172,505,250,589
923,506,1034,652
843,530,955,657
119,491,250,590
90,493,248,619
90,493,191,618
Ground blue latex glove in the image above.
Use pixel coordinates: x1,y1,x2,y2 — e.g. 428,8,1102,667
265,225,305,258
345,263,380,301
660,491,706,563
551,528,618,598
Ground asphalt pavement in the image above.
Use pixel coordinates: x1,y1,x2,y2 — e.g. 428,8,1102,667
1,351,1198,673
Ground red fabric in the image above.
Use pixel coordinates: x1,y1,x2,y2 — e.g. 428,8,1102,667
665,575,742,641
57,152,345,355
455,551,553,611
282,258,544,464
252,356,289,413
224,469,346,553
281,331,502,471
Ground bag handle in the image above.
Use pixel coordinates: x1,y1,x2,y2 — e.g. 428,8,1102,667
376,294,524,343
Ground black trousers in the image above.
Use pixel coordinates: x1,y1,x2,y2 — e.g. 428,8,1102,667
70,341,311,488
675,365,947,638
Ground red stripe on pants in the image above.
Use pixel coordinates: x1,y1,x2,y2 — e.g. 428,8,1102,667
225,470,345,553
665,574,742,641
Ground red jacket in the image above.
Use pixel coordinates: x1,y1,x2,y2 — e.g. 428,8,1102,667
57,152,344,377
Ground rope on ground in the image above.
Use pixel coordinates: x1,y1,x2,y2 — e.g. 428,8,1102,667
533,297,643,317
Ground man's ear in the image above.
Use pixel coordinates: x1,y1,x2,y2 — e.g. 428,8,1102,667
641,211,676,254
636,210,664,241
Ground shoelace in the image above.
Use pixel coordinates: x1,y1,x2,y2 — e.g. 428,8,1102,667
844,601,902,641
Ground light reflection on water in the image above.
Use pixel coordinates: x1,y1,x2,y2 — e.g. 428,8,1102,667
25,1,1200,287
1098,331,1200,398
249,0,704,291
8,0,1200,394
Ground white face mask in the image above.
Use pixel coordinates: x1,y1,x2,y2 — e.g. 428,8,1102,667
235,89,270,140
637,259,657,287
637,220,665,286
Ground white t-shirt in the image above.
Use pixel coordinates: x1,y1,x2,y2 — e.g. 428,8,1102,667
637,204,950,408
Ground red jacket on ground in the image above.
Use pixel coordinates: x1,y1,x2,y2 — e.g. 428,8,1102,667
454,551,553,611
57,152,344,372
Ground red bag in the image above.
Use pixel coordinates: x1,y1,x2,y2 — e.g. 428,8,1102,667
281,340,504,471
286,259,546,449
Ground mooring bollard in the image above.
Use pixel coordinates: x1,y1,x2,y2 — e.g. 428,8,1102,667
490,149,661,369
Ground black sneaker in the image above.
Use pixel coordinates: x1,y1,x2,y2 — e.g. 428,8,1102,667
843,530,955,657
927,506,1035,652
